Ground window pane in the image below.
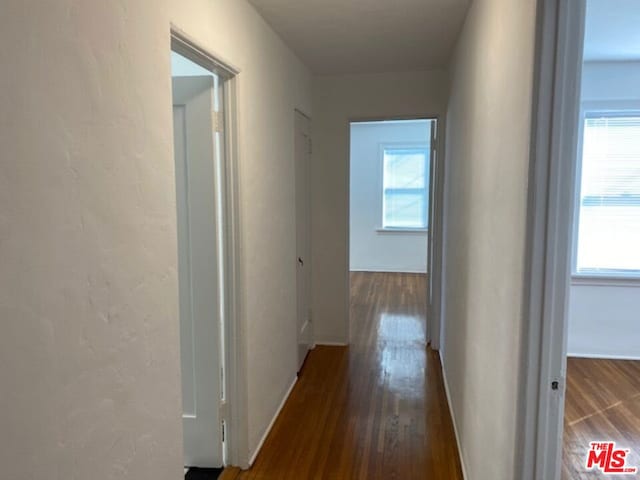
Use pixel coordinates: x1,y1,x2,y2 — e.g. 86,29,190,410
576,115,640,273
383,149,427,189
384,191,426,228
382,148,428,228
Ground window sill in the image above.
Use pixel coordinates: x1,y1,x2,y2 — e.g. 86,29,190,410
376,228,428,234
571,274,640,287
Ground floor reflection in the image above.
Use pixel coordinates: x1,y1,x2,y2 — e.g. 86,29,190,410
232,271,463,479
377,313,426,399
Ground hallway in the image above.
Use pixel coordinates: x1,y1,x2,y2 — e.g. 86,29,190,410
229,272,462,479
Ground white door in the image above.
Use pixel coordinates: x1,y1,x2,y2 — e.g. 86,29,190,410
426,119,439,347
295,111,313,371
172,76,223,468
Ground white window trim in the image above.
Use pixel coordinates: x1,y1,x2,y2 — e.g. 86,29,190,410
376,227,428,234
378,141,430,231
572,274,640,287
570,102,640,280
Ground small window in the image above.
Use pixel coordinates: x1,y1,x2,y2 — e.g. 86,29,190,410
575,114,640,276
382,147,429,229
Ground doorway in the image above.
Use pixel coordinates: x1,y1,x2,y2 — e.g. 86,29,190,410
348,118,439,343
562,1,640,476
170,31,244,473
522,1,640,478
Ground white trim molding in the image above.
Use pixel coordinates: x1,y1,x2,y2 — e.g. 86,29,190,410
517,2,586,480
439,352,468,479
248,376,298,466
375,228,428,234
349,268,427,274
571,275,640,287
567,353,640,362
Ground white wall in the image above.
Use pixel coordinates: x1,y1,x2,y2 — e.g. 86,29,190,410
349,120,430,273
581,61,640,104
569,283,640,359
312,71,449,344
441,0,537,478
0,0,311,477
567,61,640,359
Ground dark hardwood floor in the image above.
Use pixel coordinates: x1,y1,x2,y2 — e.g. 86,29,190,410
563,357,640,479
227,272,462,479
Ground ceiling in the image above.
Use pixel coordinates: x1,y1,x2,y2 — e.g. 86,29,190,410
248,0,470,75
584,0,640,62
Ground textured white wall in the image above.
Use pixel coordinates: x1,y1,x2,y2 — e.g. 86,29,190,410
0,0,311,477
312,71,448,344
568,61,640,359
349,120,430,273
441,0,537,478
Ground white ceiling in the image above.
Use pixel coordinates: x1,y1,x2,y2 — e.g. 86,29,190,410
248,0,470,75
584,0,640,62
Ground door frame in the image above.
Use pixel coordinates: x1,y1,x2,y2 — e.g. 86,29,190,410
517,1,586,479
346,114,444,346
170,26,249,469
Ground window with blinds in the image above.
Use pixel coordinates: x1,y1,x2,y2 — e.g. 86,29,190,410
576,114,640,275
382,148,429,229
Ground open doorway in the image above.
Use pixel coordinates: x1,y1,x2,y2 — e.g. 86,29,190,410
523,1,640,478
170,31,244,477
348,117,438,346
172,48,225,475
562,1,640,477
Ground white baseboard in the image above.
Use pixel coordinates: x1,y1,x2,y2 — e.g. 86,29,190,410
439,351,468,480
349,267,427,274
248,376,298,466
567,352,640,361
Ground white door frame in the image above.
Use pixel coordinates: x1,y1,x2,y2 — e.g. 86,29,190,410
170,27,249,469
517,1,586,479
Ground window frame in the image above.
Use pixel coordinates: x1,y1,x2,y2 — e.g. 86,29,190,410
571,103,640,282
378,142,430,232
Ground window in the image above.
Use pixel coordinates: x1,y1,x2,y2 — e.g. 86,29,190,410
575,114,640,276
382,147,429,229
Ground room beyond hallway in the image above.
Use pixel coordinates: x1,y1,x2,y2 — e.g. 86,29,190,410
562,358,640,479
226,272,462,479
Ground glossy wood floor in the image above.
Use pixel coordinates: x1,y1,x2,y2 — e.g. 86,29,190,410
226,272,462,479
563,357,640,479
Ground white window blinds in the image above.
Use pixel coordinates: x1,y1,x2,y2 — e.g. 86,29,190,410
576,115,640,274
382,148,429,229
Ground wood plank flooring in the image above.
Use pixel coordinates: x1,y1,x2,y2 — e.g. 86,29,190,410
563,357,640,479
228,272,462,479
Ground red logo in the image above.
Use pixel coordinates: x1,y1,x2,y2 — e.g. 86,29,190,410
586,442,638,474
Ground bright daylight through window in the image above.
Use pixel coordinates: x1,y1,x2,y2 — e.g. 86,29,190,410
576,114,640,276
382,148,429,229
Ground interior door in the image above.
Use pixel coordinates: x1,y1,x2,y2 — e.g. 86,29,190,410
426,119,439,347
295,110,313,371
172,75,223,468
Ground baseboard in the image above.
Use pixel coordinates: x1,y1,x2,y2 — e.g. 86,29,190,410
349,267,427,274
248,376,298,466
567,352,640,361
439,351,469,480
314,341,349,347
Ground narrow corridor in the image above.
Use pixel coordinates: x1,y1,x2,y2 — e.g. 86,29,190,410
230,272,462,479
